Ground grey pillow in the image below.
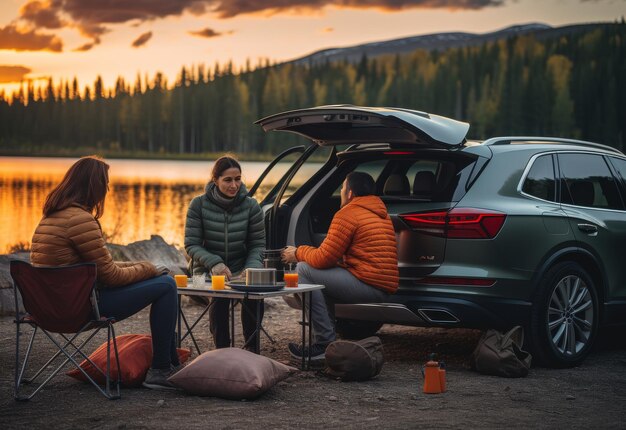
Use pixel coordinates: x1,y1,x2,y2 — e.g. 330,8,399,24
168,348,296,399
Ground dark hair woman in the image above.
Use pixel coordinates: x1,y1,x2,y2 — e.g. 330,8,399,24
30,156,181,390
184,155,265,349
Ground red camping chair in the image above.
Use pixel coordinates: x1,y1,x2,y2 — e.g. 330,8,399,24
10,260,121,401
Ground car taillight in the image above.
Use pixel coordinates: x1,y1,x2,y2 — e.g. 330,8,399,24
400,208,506,239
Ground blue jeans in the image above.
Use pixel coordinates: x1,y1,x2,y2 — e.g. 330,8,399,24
97,275,180,370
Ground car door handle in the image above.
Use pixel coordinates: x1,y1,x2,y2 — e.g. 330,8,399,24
577,223,598,234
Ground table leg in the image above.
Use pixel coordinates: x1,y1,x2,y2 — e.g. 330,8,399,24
255,299,261,354
180,305,206,356
308,291,313,370
177,297,210,356
177,294,182,348
301,292,306,371
230,299,235,348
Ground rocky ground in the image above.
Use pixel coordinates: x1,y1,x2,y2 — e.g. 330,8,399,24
1,295,626,429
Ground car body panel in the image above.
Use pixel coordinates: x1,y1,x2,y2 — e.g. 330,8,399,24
561,204,626,300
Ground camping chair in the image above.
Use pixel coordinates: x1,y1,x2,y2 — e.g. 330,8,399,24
10,260,121,401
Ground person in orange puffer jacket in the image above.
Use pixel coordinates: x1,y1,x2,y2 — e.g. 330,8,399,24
282,171,398,361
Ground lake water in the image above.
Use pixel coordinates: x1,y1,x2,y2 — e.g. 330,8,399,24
0,156,301,253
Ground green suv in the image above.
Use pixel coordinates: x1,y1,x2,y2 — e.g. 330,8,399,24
250,105,626,367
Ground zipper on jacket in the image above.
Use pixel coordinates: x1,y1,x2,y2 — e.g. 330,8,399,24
224,212,229,265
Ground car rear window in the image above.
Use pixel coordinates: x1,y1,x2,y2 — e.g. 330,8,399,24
522,154,556,202
341,155,478,203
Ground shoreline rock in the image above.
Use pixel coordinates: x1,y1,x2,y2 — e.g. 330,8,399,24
0,235,188,316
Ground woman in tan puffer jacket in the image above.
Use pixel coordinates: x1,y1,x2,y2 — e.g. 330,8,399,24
30,156,180,390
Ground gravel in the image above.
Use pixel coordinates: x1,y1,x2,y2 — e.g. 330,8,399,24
2,297,626,429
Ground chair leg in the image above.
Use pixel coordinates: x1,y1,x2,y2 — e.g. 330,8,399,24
15,321,38,401
46,326,121,400
14,322,122,401
104,323,121,400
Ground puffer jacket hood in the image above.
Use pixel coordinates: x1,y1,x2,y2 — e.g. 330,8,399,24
349,195,388,219
205,181,249,207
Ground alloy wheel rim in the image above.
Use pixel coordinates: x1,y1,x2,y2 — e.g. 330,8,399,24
548,274,594,356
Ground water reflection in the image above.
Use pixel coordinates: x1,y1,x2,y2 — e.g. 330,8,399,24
0,156,303,253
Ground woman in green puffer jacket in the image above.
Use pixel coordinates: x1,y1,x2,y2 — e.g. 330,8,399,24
184,156,266,349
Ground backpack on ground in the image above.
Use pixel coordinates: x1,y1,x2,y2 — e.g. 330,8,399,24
324,336,384,381
470,326,532,378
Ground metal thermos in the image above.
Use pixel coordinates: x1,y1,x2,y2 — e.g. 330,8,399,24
262,249,286,282
245,268,276,285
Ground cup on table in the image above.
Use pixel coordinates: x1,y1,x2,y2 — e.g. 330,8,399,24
192,274,206,289
211,275,225,290
284,269,298,288
174,274,188,288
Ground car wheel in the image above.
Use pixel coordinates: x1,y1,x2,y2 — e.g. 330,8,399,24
530,261,599,368
335,319,383,340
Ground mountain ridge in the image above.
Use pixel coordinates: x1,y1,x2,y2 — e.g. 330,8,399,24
288,22,608,65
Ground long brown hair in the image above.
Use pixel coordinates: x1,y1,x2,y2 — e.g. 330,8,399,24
211,155,241,182
43,156,110,219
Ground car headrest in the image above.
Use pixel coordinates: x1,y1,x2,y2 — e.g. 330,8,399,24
413,171,435,196
570,180,594,207
383,174,410,196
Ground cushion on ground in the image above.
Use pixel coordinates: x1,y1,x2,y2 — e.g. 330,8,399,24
168,347,296,399
66,333,190,387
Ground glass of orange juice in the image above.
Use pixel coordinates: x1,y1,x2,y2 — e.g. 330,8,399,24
284,267,298,288
211,275,225,290
174,275,188,288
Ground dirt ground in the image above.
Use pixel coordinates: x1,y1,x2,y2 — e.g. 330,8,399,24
2,296,626,429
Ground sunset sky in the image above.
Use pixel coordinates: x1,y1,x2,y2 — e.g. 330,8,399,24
0,0,624,96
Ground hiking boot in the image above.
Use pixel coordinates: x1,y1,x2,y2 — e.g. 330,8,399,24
142,367,178,391
288,342,328,361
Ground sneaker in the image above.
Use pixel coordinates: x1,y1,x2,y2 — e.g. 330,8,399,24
170,363,185,374
142,367,178,391
288,342,328,361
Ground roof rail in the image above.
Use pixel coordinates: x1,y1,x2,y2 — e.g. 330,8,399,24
482,136,622,154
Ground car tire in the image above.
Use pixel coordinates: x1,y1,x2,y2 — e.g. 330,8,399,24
530,261,599,368
335,319,383,340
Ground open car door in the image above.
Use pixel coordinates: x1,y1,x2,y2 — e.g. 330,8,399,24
247,143,335,249
248,146,306,205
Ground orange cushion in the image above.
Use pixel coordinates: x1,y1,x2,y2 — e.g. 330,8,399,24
66,334,190,387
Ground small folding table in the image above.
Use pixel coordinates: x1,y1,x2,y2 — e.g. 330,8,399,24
177,283,324,370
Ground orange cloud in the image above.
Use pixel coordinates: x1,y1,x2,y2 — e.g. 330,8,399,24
0,25,63,52
11,0,506,47
212,0,505,18
18,0,506,29
17,0,204,42
188,27,233,38
132,31,153,48
19,0,64,29
0,65,32,83
73,42,95,52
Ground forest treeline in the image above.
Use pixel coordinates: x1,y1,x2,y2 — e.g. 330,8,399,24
0,22,624,156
